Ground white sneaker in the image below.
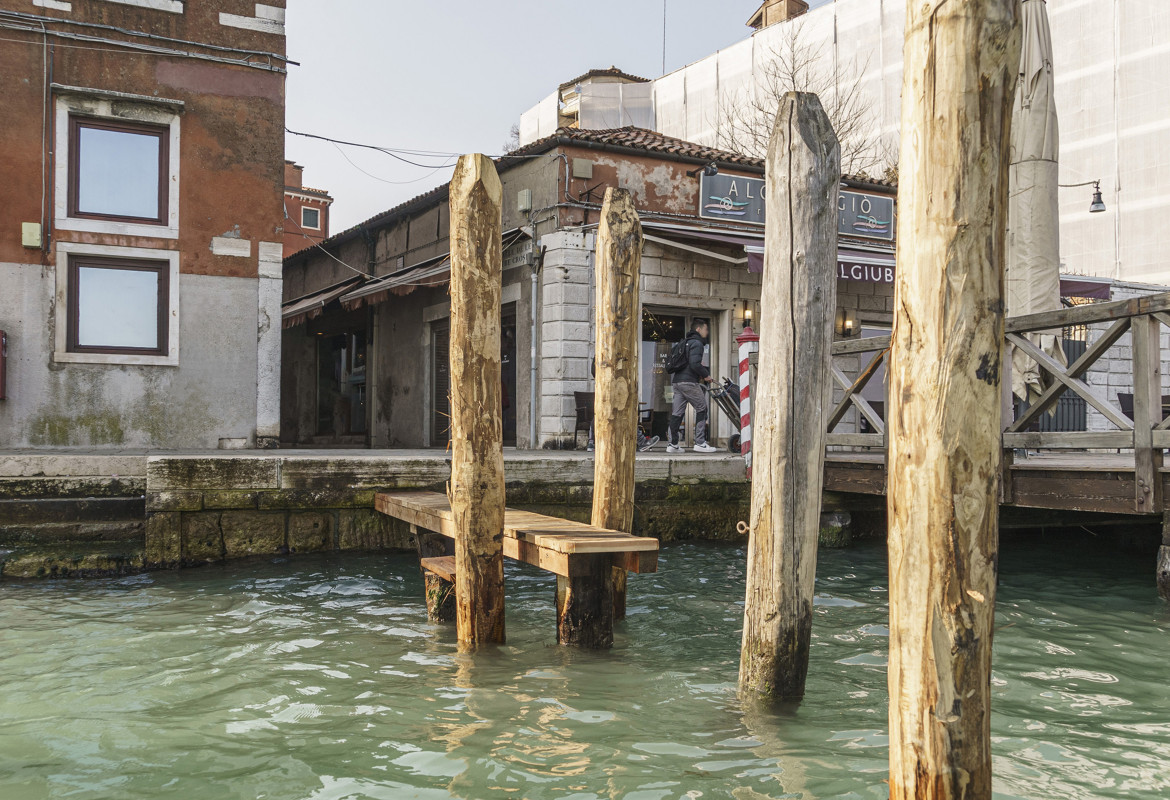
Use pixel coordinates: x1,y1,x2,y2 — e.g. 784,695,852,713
639,435,660,452
666,443,684,454
693,442,718,453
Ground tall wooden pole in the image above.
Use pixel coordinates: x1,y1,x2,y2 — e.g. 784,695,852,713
739,92,839,702
887,2,1020,797
594,189,641,619
448,153,506,649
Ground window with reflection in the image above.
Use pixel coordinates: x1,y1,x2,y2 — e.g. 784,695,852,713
67,256,168,355
69,117,168,223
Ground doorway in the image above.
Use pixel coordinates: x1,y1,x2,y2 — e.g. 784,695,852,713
316,330,367,439
641,307,717,445
430,304,517,448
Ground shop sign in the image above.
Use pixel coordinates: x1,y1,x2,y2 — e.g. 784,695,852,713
503,238,534,269
838,254,895,283
698,177,894,244
698,174,766,225
838,191,894,241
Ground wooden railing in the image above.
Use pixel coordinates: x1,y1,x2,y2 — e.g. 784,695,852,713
826,290,1170,511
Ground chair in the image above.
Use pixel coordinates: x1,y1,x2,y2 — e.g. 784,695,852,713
573,391,595,448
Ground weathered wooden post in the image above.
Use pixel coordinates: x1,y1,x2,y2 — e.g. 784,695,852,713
887,2,1020,797
448,153,506,649
558,187,641,648
739,92,839,702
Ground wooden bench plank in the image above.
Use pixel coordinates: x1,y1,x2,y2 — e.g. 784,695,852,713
376,490,659,576
420,555,456,583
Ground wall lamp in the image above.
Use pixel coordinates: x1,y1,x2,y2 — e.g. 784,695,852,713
1059,179,1106,213
835,307,858,338
687,161,719,178
741,299,755,330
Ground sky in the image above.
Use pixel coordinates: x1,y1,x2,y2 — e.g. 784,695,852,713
283,1,812,233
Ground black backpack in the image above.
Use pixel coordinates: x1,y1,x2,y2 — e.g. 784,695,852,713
664,339,690,374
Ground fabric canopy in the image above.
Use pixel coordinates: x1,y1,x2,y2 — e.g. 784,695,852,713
1007,0,1067,402
281,278,363,329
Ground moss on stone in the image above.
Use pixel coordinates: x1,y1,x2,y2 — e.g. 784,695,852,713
0,541,145,579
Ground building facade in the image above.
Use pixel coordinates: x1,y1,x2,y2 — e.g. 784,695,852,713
520,0,1170,285
283,160,333,258
281,127,897,450
0,0,288,449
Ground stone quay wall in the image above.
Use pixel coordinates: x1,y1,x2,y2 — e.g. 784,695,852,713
2,452,760,579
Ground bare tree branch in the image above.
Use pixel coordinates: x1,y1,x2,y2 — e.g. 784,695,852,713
714,20,886,177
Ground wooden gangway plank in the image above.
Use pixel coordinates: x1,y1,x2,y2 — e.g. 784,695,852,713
375,490,659,577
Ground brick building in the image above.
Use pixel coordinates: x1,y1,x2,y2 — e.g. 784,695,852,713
280,127,897,449
283,160,332,258
0,0,288,449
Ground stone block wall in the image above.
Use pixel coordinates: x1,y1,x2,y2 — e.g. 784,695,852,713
143,454,449,567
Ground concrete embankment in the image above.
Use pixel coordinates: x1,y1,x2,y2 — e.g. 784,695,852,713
1,450,783,580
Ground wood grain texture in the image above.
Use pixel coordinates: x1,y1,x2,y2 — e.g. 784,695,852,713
887,3,1020,798
448,153,506,649
739,92,839,703
592,187,642,627
376,491,659,577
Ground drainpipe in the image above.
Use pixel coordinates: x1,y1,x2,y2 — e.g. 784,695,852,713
529,245,546,448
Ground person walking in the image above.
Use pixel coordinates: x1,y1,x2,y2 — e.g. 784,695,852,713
667,319,717,453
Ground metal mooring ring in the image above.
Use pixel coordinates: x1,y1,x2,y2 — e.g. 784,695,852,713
736,520,750,535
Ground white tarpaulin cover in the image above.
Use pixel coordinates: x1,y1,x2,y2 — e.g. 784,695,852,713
1007,0,1066,402
578,83,655,131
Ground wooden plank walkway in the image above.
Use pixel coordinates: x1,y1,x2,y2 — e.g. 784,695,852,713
824,451,1170,516
375,491,659,577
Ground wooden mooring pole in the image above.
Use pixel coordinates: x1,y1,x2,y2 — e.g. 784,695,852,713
448,153,506,649
739,92,839,703
888,2,1020,797
559,187,641,648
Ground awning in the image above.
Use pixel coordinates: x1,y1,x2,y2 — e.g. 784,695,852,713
282,278,364,329
1060,277,1111,300
339,229,527,312
340,253,451,312
641,222,764,269
837,248,896,284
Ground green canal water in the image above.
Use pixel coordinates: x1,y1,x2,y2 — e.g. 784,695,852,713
1,535,1167,800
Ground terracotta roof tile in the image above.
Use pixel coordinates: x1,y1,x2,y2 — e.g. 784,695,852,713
558,66,651,91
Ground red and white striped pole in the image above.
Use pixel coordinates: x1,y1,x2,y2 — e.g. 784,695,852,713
736,325,759,477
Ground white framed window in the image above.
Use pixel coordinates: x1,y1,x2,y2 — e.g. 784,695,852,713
54,91,181,239
54,242,180,366
301,206,321,230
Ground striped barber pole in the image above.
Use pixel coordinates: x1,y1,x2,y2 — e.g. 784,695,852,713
736,326,760,478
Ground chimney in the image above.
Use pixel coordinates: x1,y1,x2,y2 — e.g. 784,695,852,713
284,160,304,189
747,0,809,31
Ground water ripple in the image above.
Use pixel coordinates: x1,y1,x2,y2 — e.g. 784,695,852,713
0,540,1165,799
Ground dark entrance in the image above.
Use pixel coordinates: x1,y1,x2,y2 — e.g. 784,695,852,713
430,304,517,447
316,330,367,438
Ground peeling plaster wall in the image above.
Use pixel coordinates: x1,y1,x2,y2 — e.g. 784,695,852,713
1,266,258,448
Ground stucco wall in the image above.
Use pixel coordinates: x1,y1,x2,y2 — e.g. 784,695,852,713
0,265,260,448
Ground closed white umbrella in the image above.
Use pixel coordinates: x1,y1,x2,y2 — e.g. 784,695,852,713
1006,0,1066,403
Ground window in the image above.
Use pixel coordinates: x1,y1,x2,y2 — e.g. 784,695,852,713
301,206,321,230
54,242,180,366
69,117,168,224
67,255,168,356
54,92,181,239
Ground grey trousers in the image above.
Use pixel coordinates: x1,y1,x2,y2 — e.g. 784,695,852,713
670,381,708,445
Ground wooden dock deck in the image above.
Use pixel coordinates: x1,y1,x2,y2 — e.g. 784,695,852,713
375,490,659,576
